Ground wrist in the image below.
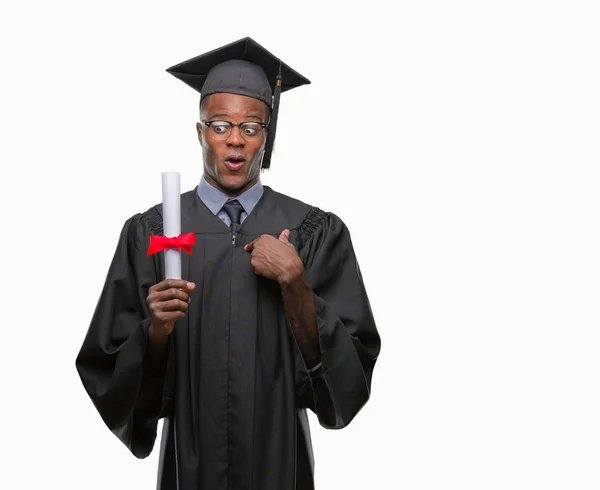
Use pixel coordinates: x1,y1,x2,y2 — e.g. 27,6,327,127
278,259,306,289
149,322,170,346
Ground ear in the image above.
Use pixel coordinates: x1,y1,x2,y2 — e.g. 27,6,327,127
196,122,204,147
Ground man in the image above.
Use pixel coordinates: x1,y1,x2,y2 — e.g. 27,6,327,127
76,37,380,490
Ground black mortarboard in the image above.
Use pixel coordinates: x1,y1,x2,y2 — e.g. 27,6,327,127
166,37,310,169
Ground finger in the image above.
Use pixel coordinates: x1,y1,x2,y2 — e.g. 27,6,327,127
154,309,187,323
278,229,290,242
149,296,189,315
149,300,187,320
151,279,189,292
244,237,261,252
157,298,190,313
151,279,196,292
149,288,190,304
164,288,190,301
245,233,276,251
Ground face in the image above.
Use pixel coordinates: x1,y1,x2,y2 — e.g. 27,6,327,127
197,93,270,197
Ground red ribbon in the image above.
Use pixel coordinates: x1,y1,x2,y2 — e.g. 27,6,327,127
147,233,196,256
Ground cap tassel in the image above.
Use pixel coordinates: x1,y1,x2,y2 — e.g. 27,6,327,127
261,71,282,170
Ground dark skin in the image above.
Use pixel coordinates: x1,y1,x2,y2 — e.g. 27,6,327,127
147,93,320,369
245,230,320,366
196,92,269,196
146,279,195,371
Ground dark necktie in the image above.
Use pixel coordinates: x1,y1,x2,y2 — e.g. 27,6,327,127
223,199,244,234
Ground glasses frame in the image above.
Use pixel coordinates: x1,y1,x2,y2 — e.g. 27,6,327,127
201,120,269,141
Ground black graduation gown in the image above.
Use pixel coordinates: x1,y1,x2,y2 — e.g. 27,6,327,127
76,186,380,490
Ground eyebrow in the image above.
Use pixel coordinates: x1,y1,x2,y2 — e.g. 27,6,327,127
207,113,230,119
207,113,265,121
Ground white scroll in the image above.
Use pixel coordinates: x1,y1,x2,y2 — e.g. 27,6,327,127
161,172,181,280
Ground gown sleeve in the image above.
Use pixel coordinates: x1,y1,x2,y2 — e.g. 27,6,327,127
75,213,174,458
295,210,381,429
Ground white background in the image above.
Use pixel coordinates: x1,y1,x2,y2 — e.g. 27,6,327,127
1,1,599,489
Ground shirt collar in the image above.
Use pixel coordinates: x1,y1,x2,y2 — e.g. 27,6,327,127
197,175,264,215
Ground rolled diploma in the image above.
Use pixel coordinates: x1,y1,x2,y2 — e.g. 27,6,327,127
162,172,181,280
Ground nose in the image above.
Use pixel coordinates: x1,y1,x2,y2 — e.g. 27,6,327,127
226,125,244,146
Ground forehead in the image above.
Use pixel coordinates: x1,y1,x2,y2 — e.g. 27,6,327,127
203,93,269,117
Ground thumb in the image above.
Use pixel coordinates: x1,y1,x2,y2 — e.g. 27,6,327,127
279,229,290,242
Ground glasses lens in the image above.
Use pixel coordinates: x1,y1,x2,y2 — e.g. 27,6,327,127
239,122,263,139
206,121,265,140
208,121,231,139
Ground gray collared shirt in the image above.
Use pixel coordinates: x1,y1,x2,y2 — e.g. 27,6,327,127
197,175,264,227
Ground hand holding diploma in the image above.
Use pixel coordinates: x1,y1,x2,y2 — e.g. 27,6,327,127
147,279,196,343
146,172,196,347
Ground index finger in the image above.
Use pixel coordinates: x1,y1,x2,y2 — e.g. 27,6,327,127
150,279,195,292
244,237,261,252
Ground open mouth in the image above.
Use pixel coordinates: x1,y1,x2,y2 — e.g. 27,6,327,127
224,155,246,171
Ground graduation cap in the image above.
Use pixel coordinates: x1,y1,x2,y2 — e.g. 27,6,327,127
166,37,310,169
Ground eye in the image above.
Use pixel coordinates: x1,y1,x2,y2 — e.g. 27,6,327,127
210,122,230,134
241,123,261,137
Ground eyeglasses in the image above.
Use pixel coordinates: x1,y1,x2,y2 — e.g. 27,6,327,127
201,120,268,141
